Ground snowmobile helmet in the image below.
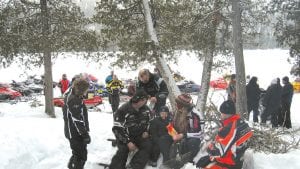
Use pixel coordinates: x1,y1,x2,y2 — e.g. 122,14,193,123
219,100,236,115
131,89,148,103
159,106,170,113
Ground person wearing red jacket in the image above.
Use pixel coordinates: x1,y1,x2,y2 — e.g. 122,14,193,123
58,74,70,95
196,100,253,169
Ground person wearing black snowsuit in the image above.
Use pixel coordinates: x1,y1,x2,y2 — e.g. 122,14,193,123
261,78,282,128
136,69,169,116
278,76,294,128
246,76,261,122
63,79,91,169
149,106,173,165
109,90,152,169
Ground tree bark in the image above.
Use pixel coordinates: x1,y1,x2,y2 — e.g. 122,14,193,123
141,0,181,112
231,0,247,118
196,0,220,119
41,0,55,118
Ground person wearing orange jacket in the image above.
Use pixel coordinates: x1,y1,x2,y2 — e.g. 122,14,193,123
196,100,253,169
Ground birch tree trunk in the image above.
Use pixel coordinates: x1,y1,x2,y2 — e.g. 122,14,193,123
41,0,55,117
231,0,247,118
196,0,220,118
141,0,181,111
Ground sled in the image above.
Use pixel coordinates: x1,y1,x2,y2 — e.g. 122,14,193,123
210,77,228,90
53,95,103,108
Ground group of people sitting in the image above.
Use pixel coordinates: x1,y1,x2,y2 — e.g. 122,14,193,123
62,69,253,169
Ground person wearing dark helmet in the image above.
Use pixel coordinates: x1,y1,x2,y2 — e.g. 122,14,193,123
278,76,294,128
196,100,253,169
109,89,152,169
63,78,91,169
172,94,203,163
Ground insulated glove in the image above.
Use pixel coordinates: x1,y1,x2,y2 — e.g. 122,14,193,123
196,155,211,168
82,133,91,144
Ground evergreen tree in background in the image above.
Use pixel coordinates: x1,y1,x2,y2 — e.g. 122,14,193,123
269,0,300,76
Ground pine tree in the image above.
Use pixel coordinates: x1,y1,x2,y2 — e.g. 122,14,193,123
269,0,300,76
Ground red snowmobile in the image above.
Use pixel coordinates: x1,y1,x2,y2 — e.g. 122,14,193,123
0,83,22,100
210,77,228,90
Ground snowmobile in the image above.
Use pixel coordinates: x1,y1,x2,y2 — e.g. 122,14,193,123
210,77,228,90
0,83,22,101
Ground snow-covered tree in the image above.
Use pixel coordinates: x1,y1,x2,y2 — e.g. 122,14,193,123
269,0,300,76
0,0,98,117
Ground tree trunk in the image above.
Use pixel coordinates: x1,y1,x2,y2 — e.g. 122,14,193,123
196,0,220,119
141,0,181,112
41,0,55,118
231,0,247,118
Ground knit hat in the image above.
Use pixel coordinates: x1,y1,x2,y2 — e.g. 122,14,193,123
219,100,236,115
175,93,193,107
131,89,148,103
159,106,169,113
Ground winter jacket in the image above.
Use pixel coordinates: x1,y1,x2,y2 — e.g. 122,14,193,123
112,101,151,144
174,108,203,138
59,79,70,94
63,88,90,139
136,73,169,101
106,79,124,95
262,83,282,110
246,81,261,109
149,116,171,141
206,114,253,168
281,82,294,104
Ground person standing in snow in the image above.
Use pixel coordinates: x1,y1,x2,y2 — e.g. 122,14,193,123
63,78,91,169
58,74,70,95
246,76,261,122
109,89,152,169
227,74,236,102
261,78,282,128
278,76,294,128
136,68,169,117
106,74,124,113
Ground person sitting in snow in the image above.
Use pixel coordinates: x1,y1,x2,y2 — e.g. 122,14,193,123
63,78,91,169
109,89,152,169
149,106,173,166
171,94,203,163
196,100,253,169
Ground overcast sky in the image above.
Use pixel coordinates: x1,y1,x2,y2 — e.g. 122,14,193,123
75,0,98,17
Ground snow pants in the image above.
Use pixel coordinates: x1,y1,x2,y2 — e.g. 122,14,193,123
278,102,292,128
108,93,120,113
68,137,87,169
109,137,152,169
151,135,173,162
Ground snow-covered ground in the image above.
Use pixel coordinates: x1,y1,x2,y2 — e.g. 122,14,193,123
0,49,299,169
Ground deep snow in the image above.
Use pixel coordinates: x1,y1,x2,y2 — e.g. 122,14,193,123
0,49,299,169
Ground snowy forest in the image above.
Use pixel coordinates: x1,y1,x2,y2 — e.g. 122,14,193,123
0,0,300,169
